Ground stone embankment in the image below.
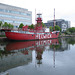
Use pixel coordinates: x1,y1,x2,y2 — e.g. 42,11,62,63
59,35,75,38
0,37,8,42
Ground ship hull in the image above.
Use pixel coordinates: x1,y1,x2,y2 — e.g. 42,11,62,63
5,31,59,40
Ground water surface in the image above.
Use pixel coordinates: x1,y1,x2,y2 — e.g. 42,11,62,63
0,37,75,75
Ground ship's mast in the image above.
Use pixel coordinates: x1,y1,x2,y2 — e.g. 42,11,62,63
54,8,55,31
35,9,36,25
53,8,55,68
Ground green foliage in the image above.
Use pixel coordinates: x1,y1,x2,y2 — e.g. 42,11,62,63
0,35,6,37
68,40,75,45
30,24,34,29
64,27,75,34
55,25,61,31
66,38,75,45
3,22,8,27
28,26,31,29
64,30,71,35
2,22,14,29
42,22,46,28
9,23,14,28
50,44,60,50
19,23,24,28
28,24,34,29
0,21,3,27
49,25,61,32
68,27,75,33
49,26,53,31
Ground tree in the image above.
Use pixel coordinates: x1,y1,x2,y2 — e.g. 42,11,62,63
28,25,31,29
49,25,61,32
2,22,14,29
0,21,3,28
2,22,9,28
19,23,24,28
28,24,34,29
42,22,46,28
68,27,75,33
49,26,53,31
64,27,75,35
64,30,71,35
55,25,61,31
30,24,34,29
8,23,14,29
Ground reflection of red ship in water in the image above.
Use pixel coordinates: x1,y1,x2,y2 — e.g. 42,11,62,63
6,39,59,51
6,39,59,65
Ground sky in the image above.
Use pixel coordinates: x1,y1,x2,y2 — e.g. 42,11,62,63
0,0,75,27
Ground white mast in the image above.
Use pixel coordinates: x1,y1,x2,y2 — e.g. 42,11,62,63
54,8,55,31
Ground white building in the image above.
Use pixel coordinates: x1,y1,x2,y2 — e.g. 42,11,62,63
0,3,32,28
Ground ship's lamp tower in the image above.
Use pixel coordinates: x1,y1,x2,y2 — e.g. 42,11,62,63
36,13,42,24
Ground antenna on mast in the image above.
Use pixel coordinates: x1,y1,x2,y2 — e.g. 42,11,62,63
54,8,55,31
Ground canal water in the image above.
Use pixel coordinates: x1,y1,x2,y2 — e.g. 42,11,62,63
0,37,75,75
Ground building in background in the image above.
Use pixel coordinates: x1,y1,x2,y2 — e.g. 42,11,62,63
44,19,71,32
0,3,32,28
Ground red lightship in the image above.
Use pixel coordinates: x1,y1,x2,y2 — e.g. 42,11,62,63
5,11,59,40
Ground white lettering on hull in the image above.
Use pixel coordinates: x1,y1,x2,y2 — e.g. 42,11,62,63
36,33,52,39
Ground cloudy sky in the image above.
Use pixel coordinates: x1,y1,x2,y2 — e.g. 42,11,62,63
0,0,75,27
